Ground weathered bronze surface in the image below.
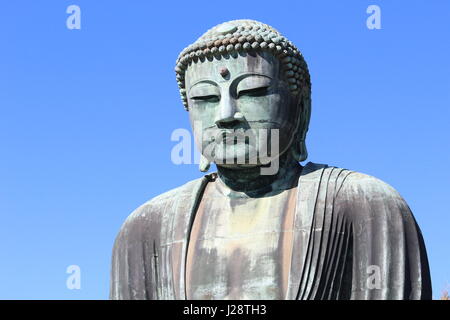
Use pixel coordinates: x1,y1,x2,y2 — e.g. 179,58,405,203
110,19,432,300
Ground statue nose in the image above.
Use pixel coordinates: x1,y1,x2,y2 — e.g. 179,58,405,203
215,95,242,128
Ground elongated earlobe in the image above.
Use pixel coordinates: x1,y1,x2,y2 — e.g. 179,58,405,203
291,95,310,162
199,154,211,172
290,136,302,162
297,139,308,162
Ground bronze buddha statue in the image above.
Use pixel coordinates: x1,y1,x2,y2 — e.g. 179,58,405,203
110,19,431,300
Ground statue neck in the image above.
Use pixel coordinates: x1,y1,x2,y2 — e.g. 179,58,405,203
215,152,301,196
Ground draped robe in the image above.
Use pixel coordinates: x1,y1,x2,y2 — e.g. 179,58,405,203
110,162,432,300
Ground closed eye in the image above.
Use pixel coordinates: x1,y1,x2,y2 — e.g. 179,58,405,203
237,86,269,98
191,95,220,102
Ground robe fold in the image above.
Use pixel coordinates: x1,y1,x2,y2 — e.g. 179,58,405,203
110,162,432,300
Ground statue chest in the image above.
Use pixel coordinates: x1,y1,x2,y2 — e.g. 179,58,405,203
185,181,297,299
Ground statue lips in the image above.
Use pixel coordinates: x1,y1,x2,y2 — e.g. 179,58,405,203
218,129,253,145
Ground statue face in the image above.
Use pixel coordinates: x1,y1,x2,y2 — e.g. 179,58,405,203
185,51,299,169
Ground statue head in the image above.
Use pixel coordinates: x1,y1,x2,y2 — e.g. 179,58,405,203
175,19,311,172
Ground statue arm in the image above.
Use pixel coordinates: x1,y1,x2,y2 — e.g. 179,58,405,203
109,203,157,300
336,172,432,300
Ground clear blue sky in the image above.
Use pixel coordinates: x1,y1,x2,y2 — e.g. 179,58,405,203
0,0,448,299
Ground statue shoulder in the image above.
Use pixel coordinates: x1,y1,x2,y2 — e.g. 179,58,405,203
335,169,412,222
128,175,207,222
338,170,404,202
301,162,406,207
114,175,209,239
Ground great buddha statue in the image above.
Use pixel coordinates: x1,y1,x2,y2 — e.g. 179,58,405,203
110,19,432,300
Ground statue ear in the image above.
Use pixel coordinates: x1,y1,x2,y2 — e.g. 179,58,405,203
297,138,308,162
290,141,301,162
290,127,305,162
291,94,310,162
199,154,211,172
